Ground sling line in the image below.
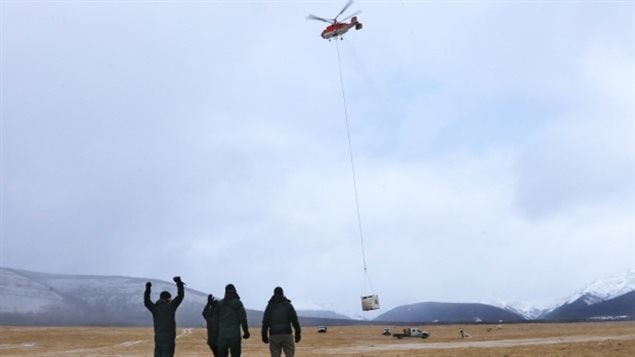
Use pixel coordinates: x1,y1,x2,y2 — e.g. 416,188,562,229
335,40,368,275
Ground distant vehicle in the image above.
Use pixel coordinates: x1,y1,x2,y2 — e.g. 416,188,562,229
318,326,328,333
382,328,392,336
392,327,430,339
306,0,363,41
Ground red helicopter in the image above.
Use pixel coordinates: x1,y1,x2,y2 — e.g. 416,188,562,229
307,0,363,41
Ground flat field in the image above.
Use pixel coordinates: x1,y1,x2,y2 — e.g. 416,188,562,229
1,322,634,356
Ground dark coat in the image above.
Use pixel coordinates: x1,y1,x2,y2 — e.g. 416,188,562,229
261,295,301,337
214,291,249,343
144,283,184,342
202,298,218,345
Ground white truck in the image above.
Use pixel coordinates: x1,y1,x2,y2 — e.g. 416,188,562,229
392,327,430,339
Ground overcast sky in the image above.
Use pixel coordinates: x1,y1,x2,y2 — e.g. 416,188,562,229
1,0,633,318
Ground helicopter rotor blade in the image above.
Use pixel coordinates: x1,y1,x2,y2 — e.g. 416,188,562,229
340,10,361,23
306,14,333,23
335,0,354,21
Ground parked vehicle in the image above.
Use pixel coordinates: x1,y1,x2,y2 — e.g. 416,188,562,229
382,328,392,336
392,327,430,339
317,326,328,333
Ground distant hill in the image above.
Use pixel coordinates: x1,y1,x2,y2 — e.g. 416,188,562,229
295,309,352,320
374,302,526,323
543,290,635,321
0,267,352,327
0,267,215,326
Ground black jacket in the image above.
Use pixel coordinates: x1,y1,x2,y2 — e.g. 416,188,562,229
202,298,218,345
214,291,249,343
261,295,301,337
144,283,184,342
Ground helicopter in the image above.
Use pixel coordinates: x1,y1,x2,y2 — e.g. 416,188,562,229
307,0,363,41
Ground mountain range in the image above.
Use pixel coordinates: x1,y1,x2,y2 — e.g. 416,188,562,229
540,270,635,321
1,267,632,326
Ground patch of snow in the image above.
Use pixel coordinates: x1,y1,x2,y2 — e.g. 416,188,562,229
0,342,36,349
588,315,631,321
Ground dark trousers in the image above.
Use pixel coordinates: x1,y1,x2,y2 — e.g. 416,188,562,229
154,341,175,357
208,343,219,357
217,339,241,357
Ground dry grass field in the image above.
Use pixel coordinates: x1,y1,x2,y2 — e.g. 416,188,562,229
1,322,634,356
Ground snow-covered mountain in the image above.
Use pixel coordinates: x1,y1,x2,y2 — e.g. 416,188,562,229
487,300,554,320
544,290,635,321
541,270,635,321
488,271,635,320
561,270,635,306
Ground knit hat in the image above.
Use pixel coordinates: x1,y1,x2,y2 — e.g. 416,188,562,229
225,284,236,293
160,291,171,300
274,286,284,296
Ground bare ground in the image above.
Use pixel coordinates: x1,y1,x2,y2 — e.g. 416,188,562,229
1,321,634,356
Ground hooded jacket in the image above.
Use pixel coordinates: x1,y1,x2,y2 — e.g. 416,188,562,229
214,291,249,343
261,294,301,337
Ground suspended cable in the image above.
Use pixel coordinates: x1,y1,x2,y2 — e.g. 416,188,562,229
335,40,368,275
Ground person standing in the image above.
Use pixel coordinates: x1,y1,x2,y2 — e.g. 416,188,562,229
202,294,219,356
144,276,185,357
215,283,250,357
261,287,301,357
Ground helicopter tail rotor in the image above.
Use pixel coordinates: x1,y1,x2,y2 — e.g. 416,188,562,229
340,10,362,23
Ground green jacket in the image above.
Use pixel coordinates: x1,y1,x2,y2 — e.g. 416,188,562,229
202,298,218,345
144,283,184,342
214,292,249,343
